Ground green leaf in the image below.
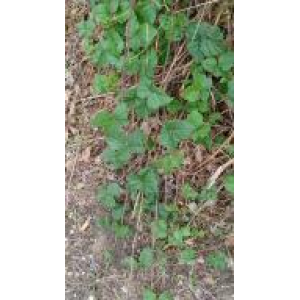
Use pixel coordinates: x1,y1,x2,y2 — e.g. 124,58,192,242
122,256,138,270
202,57,221,77
109,0,119,14
136,1,158,24
227,79,234,107
112,222,133,239
140,23,158,48
208,112,222,125
154,151,184,175
93,73,119,94
114,102,129,126
102,147,131,169
169,227,191,247
127,129,146,153
219,51,234,72
198,186,218,202
139,247,154,268
115,0,131,23
93,3,111,26
158,292,173,300
160,13,188,41
182,183,198,201
143,288,157,300
103,129,145,169
187,111,204,128
179,249,197,265
198,123,211,139
224,174,234,195
111,205,125,220
151,219,168,239
97,183,122,209
127,167,159,202
77,19,95,38
147,88,173,110
206,251,227,271
160,120,194,148
91,104,128,135
141,48,158,78
186,22,225,60
182,85,199,103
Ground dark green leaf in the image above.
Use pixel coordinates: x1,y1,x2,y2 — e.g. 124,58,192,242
143,289,157,300
219,51,234,72
160,120,194,148
93,73,119,94
139,247,154,268
151,219,168,239
93,3,111,26
179,249,197,265
181,183,198,200
224,174,234,195
158,292,173,300
122,256,138,270
160,13,188,41
187,111,204,128
127,168,159,202
77,19,95,38
154,151,184,175
206,251,227,271
97,183,122,209
199,185,218,202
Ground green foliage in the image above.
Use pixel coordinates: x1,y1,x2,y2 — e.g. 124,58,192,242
151,219,168,239
79,2,234,293
97,182,122,209
160,13,188,41
143,289,173,300
168,226,191,247
103,129,146,169
205,251,228,271
158,292,173,300
122,256,139,270
154,151,184,175
179,249,197,265
186,22,225,60
181,183,198,201
139,247,154,269
143,289,157,300
91,102,128,135
93,73,120,94
160,120,194,148
199,185,218,202
127,167,159,202
224,174,234,195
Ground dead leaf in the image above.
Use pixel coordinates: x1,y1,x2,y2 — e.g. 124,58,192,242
81,146,91,163
65,158,74,171
225,234,234,247
79,217,91,232
76,182,85,190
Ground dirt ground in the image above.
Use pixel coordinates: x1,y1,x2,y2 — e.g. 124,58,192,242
65,1,234,299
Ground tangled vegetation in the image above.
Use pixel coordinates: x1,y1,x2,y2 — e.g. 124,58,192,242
78,0,233,297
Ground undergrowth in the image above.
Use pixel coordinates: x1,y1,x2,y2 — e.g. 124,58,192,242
78,0,234,297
